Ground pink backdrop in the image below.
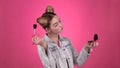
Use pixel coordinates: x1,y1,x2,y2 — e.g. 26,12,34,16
0,0,120,68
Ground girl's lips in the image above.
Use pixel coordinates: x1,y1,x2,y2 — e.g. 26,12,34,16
60,27,63,31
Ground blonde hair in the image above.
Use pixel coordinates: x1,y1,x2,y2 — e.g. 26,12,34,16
37,6,56,29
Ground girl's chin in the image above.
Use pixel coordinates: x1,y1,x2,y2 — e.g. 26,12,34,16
59,29,63,33
53,28,63,34
55,31,62,34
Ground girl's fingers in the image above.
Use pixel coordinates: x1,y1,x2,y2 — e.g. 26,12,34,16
85,41,99,50
86,42,94,48
35,36,39,41
36,36,41,42
32,36,42,44
90,42,99,48
32,38,34,42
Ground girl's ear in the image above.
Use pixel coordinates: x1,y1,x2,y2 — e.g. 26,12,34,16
45,28,50,33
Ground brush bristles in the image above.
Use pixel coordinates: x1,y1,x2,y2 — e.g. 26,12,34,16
33,24,37,29
94,34,98,41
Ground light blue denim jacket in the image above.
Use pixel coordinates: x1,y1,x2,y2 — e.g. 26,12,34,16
37,35,90,68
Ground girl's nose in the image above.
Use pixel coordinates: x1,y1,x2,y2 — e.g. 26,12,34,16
58,23,62,27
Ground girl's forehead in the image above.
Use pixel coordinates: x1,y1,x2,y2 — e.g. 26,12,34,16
53,16,59,19
50,16,60,25
52,16,60,21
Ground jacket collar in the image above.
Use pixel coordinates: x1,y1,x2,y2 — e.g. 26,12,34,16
43,34,64,43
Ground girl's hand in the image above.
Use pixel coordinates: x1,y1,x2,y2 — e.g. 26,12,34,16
84,41,99,53
86,41,98,48
32,35,47,49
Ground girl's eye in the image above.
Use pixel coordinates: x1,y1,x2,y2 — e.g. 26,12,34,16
53,20,61,27
59,20,61,23
54,24,58,27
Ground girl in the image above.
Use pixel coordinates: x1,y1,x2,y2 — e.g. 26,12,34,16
32,6,98,68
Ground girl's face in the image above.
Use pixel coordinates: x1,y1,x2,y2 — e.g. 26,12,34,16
47,16,63,34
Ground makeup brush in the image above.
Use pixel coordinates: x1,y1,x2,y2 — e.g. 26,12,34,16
32,24,37,45
93,33,99,46
88,33,98,43
33,24,37,35
88,34,99,53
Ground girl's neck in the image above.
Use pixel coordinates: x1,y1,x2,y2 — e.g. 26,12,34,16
47,33,59,43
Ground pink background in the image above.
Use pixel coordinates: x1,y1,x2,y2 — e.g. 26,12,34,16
0,0,120,68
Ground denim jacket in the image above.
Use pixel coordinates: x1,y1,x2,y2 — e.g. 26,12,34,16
37,35,90,68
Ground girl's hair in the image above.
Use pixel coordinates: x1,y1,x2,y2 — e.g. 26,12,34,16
37,6,56,29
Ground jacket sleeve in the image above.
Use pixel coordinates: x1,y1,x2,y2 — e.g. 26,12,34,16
37,45,51,68
69,40,91,66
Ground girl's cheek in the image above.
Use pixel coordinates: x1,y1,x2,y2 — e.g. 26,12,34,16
51,27,57,31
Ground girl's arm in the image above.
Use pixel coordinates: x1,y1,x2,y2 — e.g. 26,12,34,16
69,40,92,66
32,35,51,68
37,44,51,68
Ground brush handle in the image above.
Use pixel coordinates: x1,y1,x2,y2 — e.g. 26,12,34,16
32,24,37,45
33,29,36,35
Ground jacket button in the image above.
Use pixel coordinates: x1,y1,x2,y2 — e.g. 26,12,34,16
63,49,65,51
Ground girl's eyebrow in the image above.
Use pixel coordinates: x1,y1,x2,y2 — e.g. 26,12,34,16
53,22,58,25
